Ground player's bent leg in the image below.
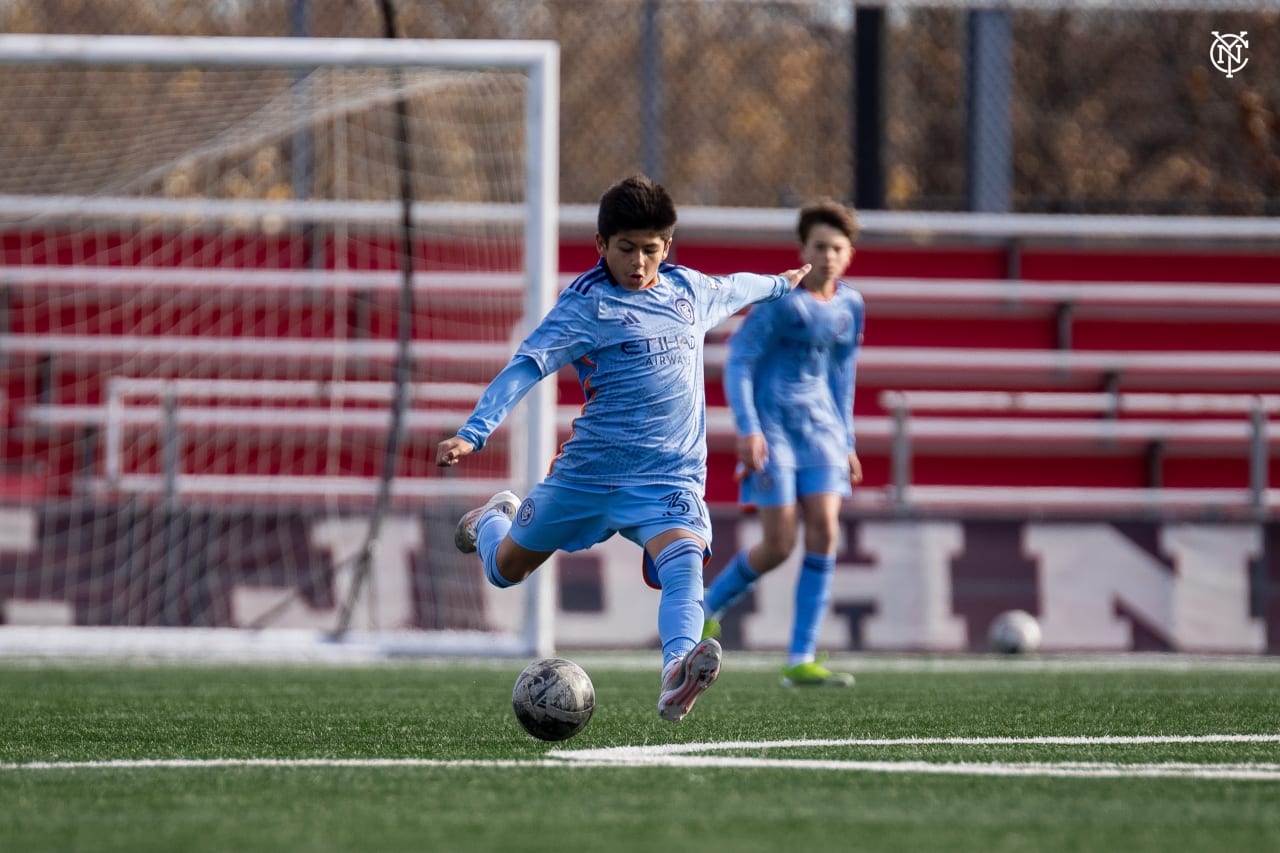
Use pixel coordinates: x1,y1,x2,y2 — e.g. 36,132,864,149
487,536,555,589
479,480,612,589
456,490,556,588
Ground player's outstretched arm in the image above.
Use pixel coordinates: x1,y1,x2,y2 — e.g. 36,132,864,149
436,436,475,468
702,263,812,330
779,263,811,288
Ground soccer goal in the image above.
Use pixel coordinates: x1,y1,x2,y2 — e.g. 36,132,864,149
0,33,559,660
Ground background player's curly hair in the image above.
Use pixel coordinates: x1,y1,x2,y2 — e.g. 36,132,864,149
797,199,859,245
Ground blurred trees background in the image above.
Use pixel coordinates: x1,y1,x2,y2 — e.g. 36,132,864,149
1,0,1276,214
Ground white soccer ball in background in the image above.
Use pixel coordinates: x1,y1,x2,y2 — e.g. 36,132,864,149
511,657,596,742
988,609,1042,654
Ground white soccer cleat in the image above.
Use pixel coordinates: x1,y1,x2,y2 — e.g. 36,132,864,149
657,637,722,722
454,490,521,553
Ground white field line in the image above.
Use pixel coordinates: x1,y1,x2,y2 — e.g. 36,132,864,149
553,758,1280,781
553,733,1280,760
5,734,1280,781
561,652,1280,675
1,758,538,770
5,757,1279,781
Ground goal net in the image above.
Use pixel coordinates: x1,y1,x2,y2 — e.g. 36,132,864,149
0,34,559,660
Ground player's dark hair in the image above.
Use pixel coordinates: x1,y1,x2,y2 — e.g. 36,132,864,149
797,199,860,245
596,175,678,243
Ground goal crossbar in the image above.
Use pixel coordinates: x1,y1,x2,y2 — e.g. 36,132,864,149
0,34,557,71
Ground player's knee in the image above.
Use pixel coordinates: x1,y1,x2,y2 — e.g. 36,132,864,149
801,511,839,553
494,539,541,585
754,538,794,572
804,525,839,555
486,551,526,588
494,560,529,586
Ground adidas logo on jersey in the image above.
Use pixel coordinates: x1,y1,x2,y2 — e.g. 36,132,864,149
619,310,642,326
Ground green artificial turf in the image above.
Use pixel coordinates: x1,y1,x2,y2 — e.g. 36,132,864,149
1,659,1277,852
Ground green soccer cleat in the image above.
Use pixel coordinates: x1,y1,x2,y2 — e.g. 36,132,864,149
701,617,722,641
780,660,855,688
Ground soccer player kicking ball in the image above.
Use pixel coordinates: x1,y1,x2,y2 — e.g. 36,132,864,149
436,175,810,722
702,200,865,688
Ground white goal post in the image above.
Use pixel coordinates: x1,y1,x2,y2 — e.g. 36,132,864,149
0,34,559,661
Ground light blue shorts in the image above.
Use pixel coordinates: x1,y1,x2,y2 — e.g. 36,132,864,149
508,478,713,588
739,463,851,508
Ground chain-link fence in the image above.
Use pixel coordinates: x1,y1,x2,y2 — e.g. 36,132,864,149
3,0,1277,214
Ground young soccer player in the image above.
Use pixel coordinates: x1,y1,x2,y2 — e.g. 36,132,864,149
436,175,810,722
702,199,865,687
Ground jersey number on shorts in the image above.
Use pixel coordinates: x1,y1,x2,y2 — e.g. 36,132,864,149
660,490,695,519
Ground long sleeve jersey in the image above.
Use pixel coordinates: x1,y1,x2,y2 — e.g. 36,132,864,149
457,259,793,493
723,282,865,468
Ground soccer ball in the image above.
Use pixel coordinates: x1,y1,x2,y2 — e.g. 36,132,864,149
511,657,595,742
988,609,1042,654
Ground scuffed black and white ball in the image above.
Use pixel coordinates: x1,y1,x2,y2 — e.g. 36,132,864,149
511,657,595,741
988,609,1043,654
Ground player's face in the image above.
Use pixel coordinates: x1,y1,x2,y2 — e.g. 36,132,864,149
800,223,854,287
597,229,672,291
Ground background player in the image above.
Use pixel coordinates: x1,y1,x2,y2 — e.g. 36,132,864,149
436,175,811,721
702,199,865,687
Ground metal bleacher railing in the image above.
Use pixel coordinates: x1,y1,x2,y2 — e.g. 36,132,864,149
6,208,1280,515
876,390,1278,517
21,379,1279,516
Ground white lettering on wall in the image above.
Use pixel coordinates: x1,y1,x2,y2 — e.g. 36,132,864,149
855,521,968,651
1026,523,1264,652
737,519,968,652
0,509,36,552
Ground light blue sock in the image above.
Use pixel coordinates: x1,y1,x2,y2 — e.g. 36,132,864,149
704,549,759,619
654,538,706,666
477,511,516,589
789,552,835,663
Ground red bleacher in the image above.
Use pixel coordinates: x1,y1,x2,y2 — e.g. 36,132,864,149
4,226,1279,512
679,238,1280,505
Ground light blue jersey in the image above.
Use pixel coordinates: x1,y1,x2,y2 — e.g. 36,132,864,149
459,258,792,494
725,282,865,473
